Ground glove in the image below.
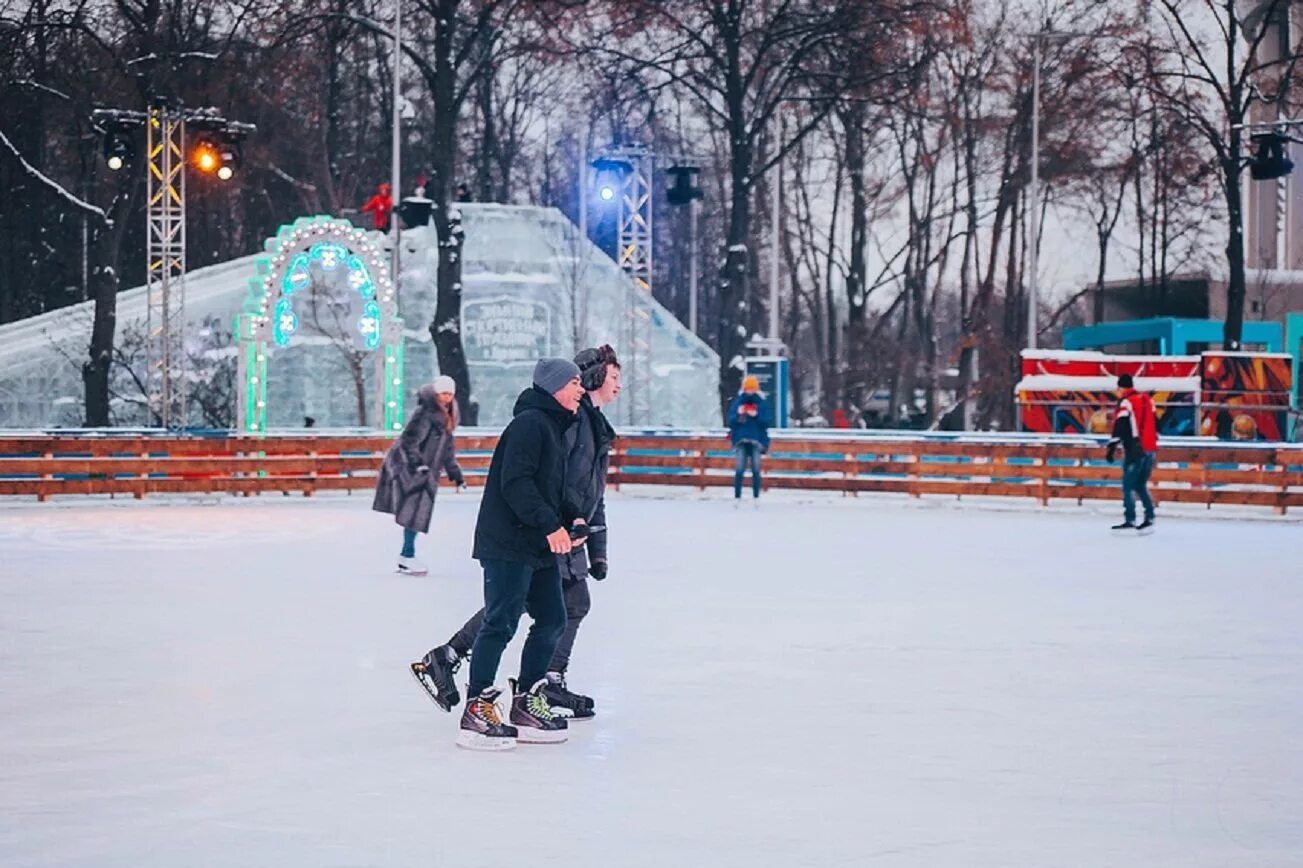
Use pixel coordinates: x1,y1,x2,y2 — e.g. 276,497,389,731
588,558,608,581
568,521,590,542
448,470,465,487
1105,443,1117,463
416,464,430,474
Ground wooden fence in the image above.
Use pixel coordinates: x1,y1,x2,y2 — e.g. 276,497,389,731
2,432,1301,513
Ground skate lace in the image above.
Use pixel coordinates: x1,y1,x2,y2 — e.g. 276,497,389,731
474,697,505,725
527,691,557,720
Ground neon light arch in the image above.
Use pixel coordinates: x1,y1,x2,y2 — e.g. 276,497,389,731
236,216,405,434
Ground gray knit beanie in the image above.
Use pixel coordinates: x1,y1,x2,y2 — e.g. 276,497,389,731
533,357,581,394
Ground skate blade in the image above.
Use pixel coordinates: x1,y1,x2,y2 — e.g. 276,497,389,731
396,566,429,576
409,663,455,712
1136,527,1155,536
456,731,517,751
514,726,568,744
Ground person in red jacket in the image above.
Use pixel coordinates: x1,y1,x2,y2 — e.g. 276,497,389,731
1106,373,1157,531
360,182,393,232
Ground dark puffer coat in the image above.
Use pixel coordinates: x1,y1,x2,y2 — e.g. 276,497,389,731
472,386,577,567
372,385,464,533
558,395,615,581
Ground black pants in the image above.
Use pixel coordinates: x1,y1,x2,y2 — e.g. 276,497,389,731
451,577,591,675
465,559,566,698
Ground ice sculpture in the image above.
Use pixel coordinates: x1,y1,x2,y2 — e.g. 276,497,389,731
0,204,719,429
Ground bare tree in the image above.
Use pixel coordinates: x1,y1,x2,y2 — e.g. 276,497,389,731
1144,0,1303,348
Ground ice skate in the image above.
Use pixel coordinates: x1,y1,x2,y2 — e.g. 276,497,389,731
456,687,517,751
396,556,428,576
541,671,594,721
410,645,462,711
1136,518,1155,535
1110,521,1136,532
509,678,569,743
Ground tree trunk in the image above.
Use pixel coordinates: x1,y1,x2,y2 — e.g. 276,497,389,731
426,0,477,424
352,353,368,426
1223,149,1247,350
82,174,140,426
716,175,752,415
1094,231,1109,324
476,57,496,202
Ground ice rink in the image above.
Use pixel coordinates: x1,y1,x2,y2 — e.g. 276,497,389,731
2,490,1301,867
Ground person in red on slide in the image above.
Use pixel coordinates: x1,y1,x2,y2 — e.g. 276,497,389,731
360,183,394,232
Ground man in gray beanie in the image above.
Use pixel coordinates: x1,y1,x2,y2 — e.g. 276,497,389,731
414,346,621,723
438,357,584,750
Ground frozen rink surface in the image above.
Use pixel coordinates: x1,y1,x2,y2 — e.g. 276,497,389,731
1,490,1301,868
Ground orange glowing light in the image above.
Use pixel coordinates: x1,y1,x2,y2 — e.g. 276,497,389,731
192,142,219,173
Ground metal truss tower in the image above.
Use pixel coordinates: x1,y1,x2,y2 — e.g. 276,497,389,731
146,107,187,429
601,145,654,425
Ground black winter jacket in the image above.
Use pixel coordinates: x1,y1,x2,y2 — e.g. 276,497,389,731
558,395,616,580
472,386,578,567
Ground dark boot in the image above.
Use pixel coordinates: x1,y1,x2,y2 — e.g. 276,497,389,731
541,671,595,721
410,645,462,711
509,678,569,743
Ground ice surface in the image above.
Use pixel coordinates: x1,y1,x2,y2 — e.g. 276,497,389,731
1,491,1301,867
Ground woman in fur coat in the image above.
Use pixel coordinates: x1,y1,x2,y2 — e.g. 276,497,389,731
373,376,465,574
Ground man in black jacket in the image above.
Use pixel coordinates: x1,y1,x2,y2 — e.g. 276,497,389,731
412,348,621,727
452,357,584,750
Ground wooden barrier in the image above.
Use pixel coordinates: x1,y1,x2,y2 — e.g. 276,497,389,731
2,432,1300,513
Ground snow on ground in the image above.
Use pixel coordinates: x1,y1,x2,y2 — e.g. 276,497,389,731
1,490,1300,868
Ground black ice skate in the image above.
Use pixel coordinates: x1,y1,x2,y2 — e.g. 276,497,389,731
541,671,595,721
1136,518,1155,534
410,645,462,712
1110,521,1136,532
509,678,570,743
456,687,518,751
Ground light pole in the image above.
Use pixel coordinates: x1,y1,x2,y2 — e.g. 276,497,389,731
1029,35,1042,350
390,0,402,293
769,109,784,344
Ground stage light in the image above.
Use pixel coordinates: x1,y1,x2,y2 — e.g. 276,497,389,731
592,155,631,206
1249,132,1294,181
103,132,133,171
191,138,220,173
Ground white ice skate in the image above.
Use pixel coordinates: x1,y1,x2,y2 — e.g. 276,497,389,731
396,556,429,576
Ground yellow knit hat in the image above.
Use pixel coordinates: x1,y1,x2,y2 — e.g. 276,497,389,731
741,375,760,392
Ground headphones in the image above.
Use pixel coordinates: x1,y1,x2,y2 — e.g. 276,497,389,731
576,344,619,391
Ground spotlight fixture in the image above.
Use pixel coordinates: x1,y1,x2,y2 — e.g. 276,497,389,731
191,137,220,174
102,132,133,171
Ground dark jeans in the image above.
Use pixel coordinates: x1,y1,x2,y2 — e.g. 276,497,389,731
1122,452,1156,524
466,559,566,697
450,577,591,674
733,442,763,498
401,528,418,558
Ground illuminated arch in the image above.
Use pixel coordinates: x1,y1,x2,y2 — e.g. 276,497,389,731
236,216,405,433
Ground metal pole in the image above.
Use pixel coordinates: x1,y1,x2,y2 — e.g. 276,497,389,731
769,113,781,342
1028,36,1041,350
578,132,587,243
689,193,699,335
390,0,402,309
